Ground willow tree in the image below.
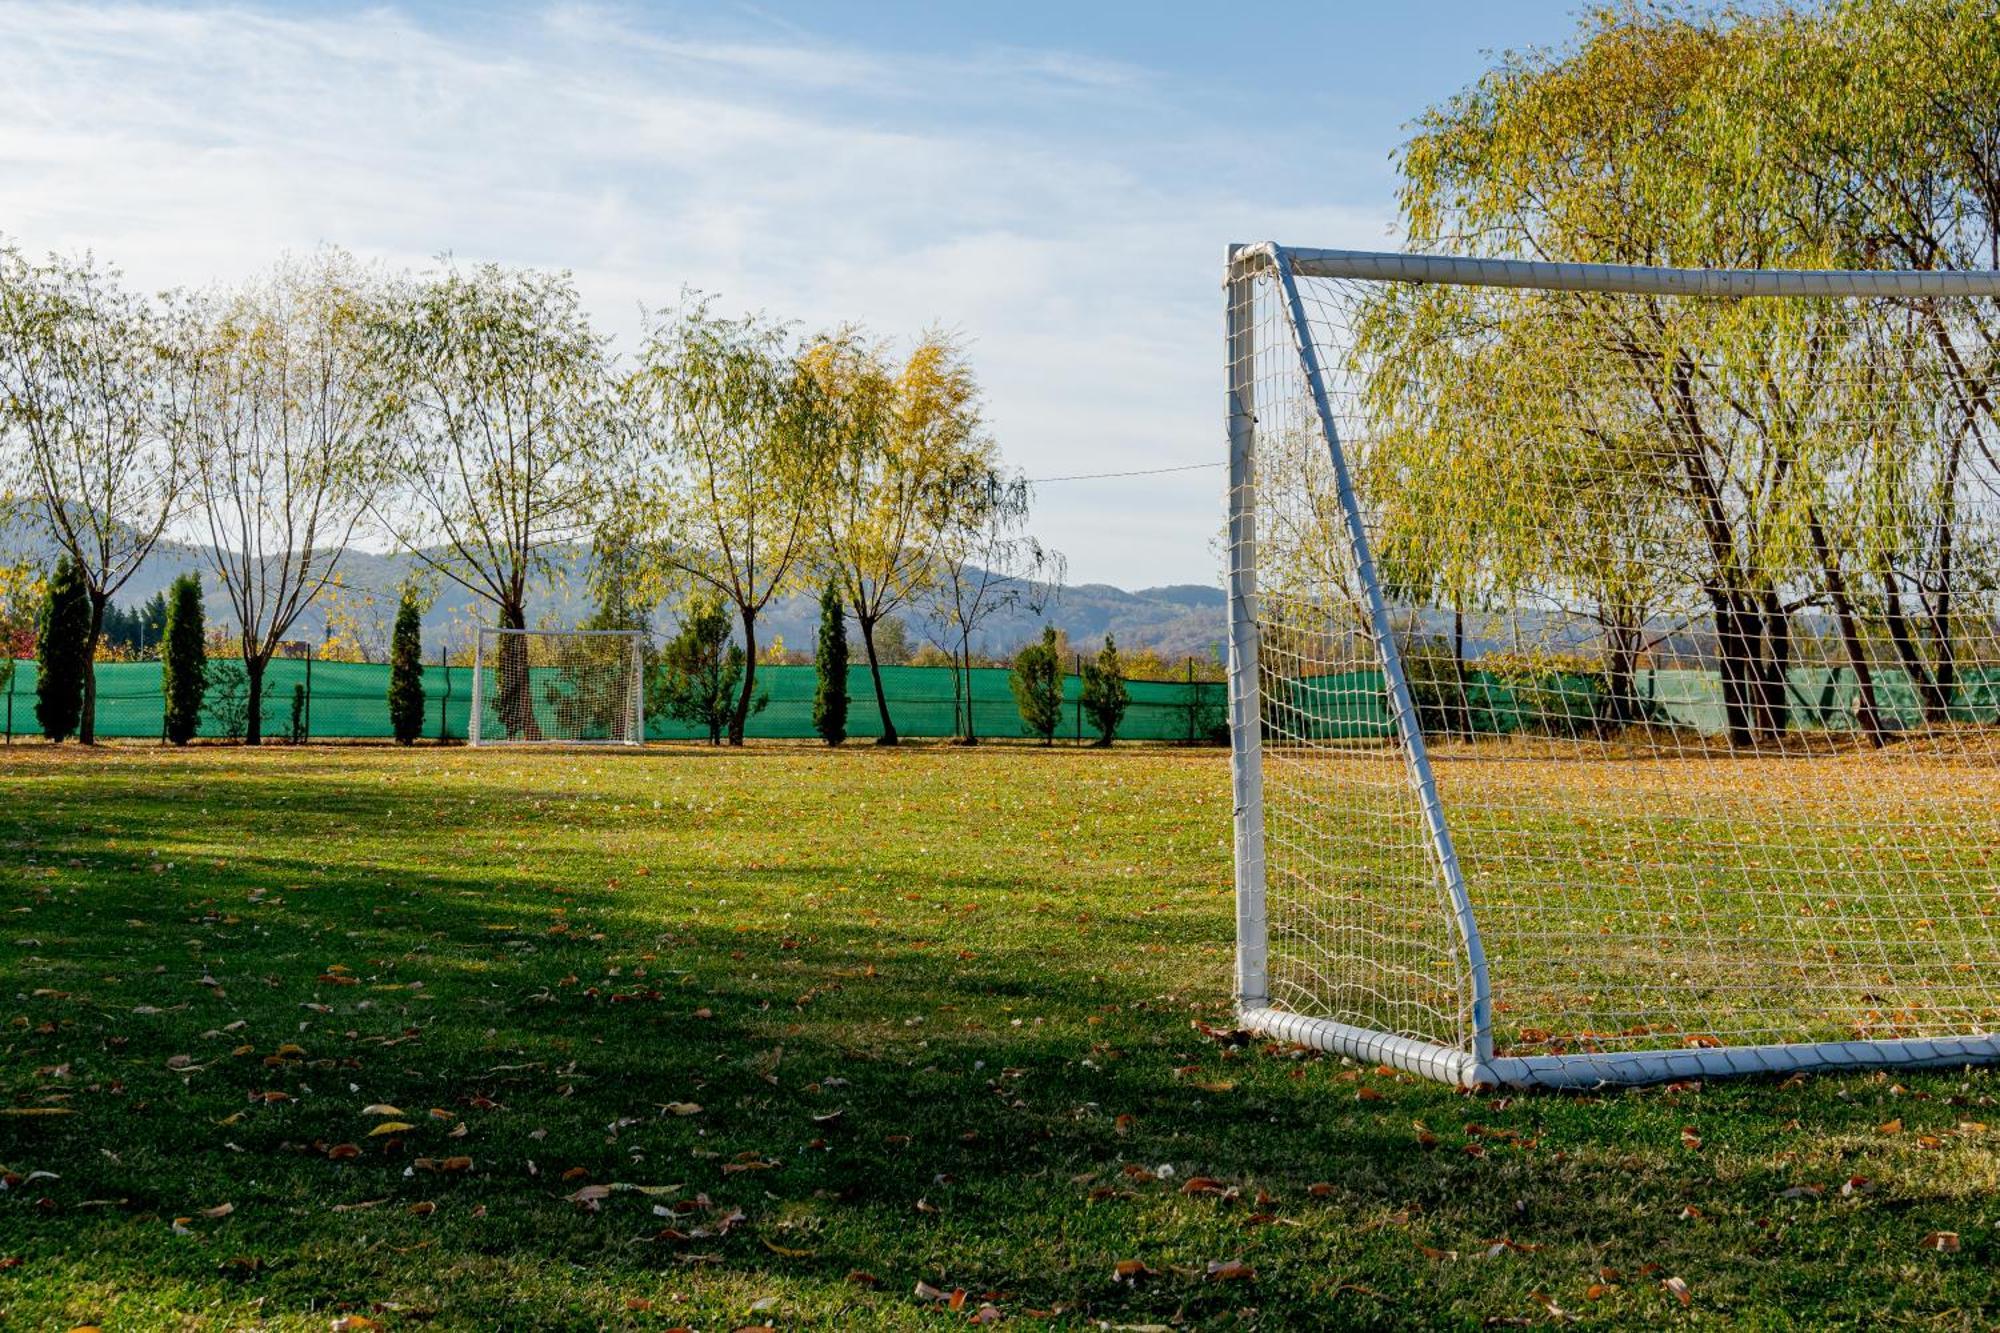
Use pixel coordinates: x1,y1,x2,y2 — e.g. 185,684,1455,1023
1379,5,1968,746
919,467,1062,744
807,329,993,745
368,262,611,741
616,302,830,746
184,250,387,744
1739,1,2000,723
0,248,195,743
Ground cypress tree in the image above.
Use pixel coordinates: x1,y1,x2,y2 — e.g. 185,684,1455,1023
1009,626,1064,746
161,573,208,745
34,556,91,743
388,588,426,745
1080,634,1130,746
812,579,848,746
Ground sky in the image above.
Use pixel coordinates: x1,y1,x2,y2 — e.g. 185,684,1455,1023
0,1,1584,590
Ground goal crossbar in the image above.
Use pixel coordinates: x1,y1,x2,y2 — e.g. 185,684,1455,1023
1227,242,2000,1089
1230,243,2000,299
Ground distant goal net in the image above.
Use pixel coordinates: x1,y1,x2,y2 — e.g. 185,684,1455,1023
1226,243,2000,1088
469,628,645,747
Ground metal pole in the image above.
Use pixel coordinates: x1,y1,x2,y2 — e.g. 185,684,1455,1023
1224,245,1269,1014
1266,244,1492,1074
467,634,481,747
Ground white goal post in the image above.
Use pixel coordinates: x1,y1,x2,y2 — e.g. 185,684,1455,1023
1227,243,2000,1088
468,628,645,747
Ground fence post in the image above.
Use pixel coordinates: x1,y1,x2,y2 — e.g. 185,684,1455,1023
1074,652,1083,744
1187,657,1197,744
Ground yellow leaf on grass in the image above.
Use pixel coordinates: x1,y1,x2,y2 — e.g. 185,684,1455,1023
368,1122,415,1137
361,1105,404,1117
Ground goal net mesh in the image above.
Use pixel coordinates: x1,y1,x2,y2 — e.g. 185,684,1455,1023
1232,251,2000,1081
472,629,644,745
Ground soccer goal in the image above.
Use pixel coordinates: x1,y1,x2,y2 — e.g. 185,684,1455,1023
469,628,645,747
1226,243,2000,1088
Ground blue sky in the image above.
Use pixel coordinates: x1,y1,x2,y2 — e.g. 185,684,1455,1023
0,2,1583,588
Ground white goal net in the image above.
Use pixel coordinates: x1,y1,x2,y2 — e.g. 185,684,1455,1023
1227,244,2000,1087
469,628,645,747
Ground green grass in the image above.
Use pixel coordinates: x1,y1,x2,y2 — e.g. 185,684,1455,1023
0,744,1995,1330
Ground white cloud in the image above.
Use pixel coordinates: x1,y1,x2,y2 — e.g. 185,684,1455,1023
0,1,1390,588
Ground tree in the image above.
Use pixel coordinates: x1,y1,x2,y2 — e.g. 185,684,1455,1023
660,593,763,745
808,330,992,745
34,556,89,742
1374,4,2000,747
920,467,1062,743
369,261,610,741
616,301,829,745
1080,634,1129,746
388,585,425,745
812,578,849,746
1010,625,1063,746
185,249,387,744
161,572,207,745
0,249,196,743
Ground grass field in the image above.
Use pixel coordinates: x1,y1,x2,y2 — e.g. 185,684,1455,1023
2,744,1996,1330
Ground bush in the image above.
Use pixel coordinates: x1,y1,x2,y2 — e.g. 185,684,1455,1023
202,659,250,741
1009,626,1063,745
34,556,90,743
812,579,847,746
290,681,308,743
161,574,207,745
388,588,425,745
663,594,765,745
1080,635,1129,746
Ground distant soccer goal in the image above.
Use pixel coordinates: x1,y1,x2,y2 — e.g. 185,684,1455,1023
469,628,645,747
1226,243,2000,1088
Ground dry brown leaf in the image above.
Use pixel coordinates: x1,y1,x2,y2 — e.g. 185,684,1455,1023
1661,1275,1692,1307
1918,1230,1960,1252
199,1202,234,1219
1206,1258,1254,1281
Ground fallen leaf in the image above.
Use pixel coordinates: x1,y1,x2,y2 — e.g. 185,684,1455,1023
1661,1275,1691,1307
368,1121,414,1137
1918,1231,1960,1252
1206,1258,1254,1281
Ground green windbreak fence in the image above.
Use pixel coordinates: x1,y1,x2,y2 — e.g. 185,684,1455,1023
6,658,1993,743
0,659,1230,744
1269,665,2000,740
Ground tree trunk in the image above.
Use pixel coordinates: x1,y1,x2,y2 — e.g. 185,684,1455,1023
1452,603,1469,736
244,653,266,746
857,614,898,745
496,601,542,741
1755,588,1793,738
1601,614,1639,731
729,606,757,746
80,589,107,746
1808,510,1883,746
1881,569,1947,724
958,638,978,745
1709,589,1758,748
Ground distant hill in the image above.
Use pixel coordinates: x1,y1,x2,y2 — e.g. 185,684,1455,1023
0,513,1226,664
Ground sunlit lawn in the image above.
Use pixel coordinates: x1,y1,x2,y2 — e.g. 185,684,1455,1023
1,744,1995,1329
